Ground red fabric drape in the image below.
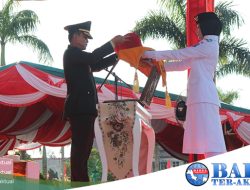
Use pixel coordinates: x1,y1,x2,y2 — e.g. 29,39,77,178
186,0,215,162
1,62,249,162
186,0,214,46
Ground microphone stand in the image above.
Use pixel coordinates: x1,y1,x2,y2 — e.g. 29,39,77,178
98,61,118,91
98,63,132,100
111,70,132,100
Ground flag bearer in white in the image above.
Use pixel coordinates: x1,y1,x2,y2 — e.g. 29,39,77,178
141,12,227,158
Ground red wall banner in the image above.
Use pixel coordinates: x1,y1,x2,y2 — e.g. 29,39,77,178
186,0,214,46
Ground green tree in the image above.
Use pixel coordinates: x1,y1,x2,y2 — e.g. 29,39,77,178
87,148,115,182
15,149,31,160
217,88,239,104
64,159,71,181
88,148,102,183
39,145,48,180
133,0,250,78
0,0,53,66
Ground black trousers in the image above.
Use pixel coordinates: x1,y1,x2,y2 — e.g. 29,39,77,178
69,115,96,182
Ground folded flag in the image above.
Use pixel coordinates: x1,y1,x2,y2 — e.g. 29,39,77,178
115,32,166,87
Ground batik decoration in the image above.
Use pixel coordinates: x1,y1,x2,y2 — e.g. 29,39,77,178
98,101,136,179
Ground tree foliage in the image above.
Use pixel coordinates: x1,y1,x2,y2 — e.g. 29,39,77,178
217,88,239,104
133,0,250,78
0,0,53,66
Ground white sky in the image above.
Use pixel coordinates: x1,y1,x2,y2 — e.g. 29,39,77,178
2,0,250,157
3,0,250,109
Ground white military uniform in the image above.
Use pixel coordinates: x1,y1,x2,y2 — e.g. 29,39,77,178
143,35,226,154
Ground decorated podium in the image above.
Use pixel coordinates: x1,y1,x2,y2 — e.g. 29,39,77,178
94,32,168,181
94,100,155,181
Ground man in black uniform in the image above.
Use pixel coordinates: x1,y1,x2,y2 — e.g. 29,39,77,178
63,21,125,182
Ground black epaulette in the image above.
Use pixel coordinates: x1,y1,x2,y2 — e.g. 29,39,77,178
205,39,213,42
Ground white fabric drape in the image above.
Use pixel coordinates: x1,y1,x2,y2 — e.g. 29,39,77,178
15,142,42,151
0,107,26,132
0,139,15,156
8,109,53,135
40,122,70,144
0,92,45,106
16,64,66,98
237,121,250,144
16,129,38,142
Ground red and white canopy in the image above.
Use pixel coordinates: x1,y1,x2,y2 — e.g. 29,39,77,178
0,62,249,161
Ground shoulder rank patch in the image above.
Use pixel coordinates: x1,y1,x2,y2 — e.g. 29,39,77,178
205,39,213,42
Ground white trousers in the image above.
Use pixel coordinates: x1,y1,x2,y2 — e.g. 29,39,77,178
182,103,227,154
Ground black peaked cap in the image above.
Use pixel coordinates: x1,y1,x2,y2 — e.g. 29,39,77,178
64,21,93,39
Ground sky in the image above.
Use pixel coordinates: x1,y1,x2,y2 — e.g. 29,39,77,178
1,0,250,157
3,0,250,109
